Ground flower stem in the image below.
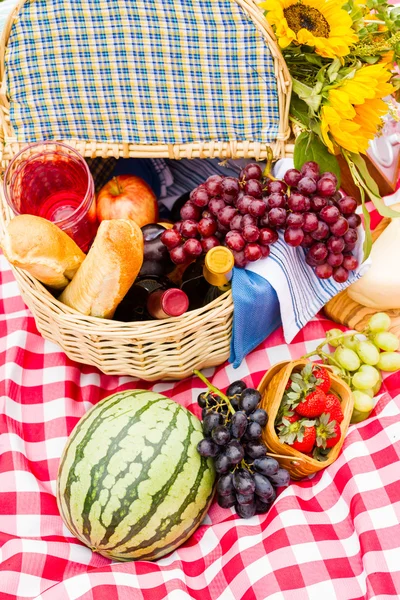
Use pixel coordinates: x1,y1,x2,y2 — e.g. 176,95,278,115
193,370,235,415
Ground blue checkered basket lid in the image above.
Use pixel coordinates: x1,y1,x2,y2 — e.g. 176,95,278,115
1,0,290,155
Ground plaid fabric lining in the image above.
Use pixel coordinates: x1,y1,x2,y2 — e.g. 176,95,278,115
5,0,279,145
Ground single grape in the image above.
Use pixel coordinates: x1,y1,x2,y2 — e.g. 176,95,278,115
317,177,337,197
330,216,349,237
327,236,345,254
160,229,182,251
222,177,240,200
205,175,223,197
253,473,275,500
298,177,317,195
334,347,361,371
173,221,183,233
356,340,380,365
288,193,310,212
259,228,278,246
225,440,245,464
372,332,400,352
309,242,328,264
244,179,263,198
267,180,288,194
197,438,220,458
249,199,267,217
217,472,234,496
352,390,375,413
170,245,188,265
245,440,267,459
352,366,380,389
230,214,244,231
183,238,203,257
267,193,286,209
284,168,302,186
326,328,344,347
233,469,256,495
268,207,288,227
343,228,358,245
244,243,262,262
225,230,246,252
211,425,231,446
230,410,248,438
237,195,253,215
301,161,320,178
253,456,279,476
236,501,257,518
302,212,319,232
376,352,400,372
236,492,255,505
301,233,315,248
320,205,340,224
311,221,330,240
242,214,257,228
202,411,224,436
198,217,217,238
338,196,357,215
218,206,238,228
197,392,208,408
243,225,260,243
249,408,268,427
243,163,263,181
368,312,391,333
327,252,343,267
305,253,321,268
310,195,327,212
208,197,226,216
227,380,247,396
217,493,236,509
239,389,261,413
180,202,202,221
201,236,220,252
214,453,232,474
332,266,349,283
181,220,199,239
284,227,304,247
232,250,248,268
245,421,263,440
259,213,270,228
315,263,333,279
342,335,360,352
269,468,291,487
346,213,362,229
322,172,337,184
191,188,210,208
255,497,272,514
286,212,304,228
363,388,375,398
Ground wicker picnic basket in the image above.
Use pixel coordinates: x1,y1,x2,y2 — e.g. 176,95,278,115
259,360,354,479
0,0,293,381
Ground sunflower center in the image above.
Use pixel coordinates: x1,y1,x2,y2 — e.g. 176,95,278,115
284,3,331,38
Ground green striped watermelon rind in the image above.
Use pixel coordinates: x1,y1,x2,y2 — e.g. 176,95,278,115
56,390,216,561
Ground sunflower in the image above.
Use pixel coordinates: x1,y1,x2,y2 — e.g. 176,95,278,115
261,0,359,58
320,64,394,153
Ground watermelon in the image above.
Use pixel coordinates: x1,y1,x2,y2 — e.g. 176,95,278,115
56,390,215,561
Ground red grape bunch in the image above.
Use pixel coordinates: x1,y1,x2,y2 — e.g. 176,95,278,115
160,161,361,282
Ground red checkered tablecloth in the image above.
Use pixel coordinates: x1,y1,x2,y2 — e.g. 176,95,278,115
1,210,400,600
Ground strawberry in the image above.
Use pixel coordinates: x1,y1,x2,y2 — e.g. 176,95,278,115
292,426,316,453
285,380,292,390
312,365,331,394
285,413,300,424
325,393,344,424
295,389,326,417
315,413,341,449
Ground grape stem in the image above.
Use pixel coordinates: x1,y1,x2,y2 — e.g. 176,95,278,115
263,147,277,181
193,370,235,415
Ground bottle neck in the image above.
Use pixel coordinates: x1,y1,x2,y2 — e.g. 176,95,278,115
147,288,189,319
203,265,232,287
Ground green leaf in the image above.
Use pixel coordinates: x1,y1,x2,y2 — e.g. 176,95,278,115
290,95,310,128
359,186,373,261
350,153,400,218
292,79,322,112
293,132,341,184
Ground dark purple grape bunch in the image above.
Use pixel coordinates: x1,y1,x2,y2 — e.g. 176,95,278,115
283,161,360,283
194,372,291,519
160,163,280,268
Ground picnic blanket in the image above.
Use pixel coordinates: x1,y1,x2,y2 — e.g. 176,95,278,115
1,205,400,600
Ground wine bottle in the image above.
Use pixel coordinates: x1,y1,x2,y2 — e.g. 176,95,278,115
113,275,173,322
181,247,234,310
147,288,189,319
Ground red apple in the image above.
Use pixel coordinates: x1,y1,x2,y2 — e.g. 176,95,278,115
96,175,158,227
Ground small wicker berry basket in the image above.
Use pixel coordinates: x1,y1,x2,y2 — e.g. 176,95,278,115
259,360,354,479
0,0,293,381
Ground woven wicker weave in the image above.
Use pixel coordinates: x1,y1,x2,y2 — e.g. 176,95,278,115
0,0,293,381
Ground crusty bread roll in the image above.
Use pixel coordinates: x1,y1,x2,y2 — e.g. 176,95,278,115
1,215,85,289
58,219,143,318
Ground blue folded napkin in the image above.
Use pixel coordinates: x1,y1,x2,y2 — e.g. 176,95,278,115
229,267,282,368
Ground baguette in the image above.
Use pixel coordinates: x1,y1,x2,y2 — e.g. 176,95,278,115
58,219,143,318
1,215,85,289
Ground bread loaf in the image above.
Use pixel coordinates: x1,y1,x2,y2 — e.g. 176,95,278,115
58,219,143,318
1,215,85,289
